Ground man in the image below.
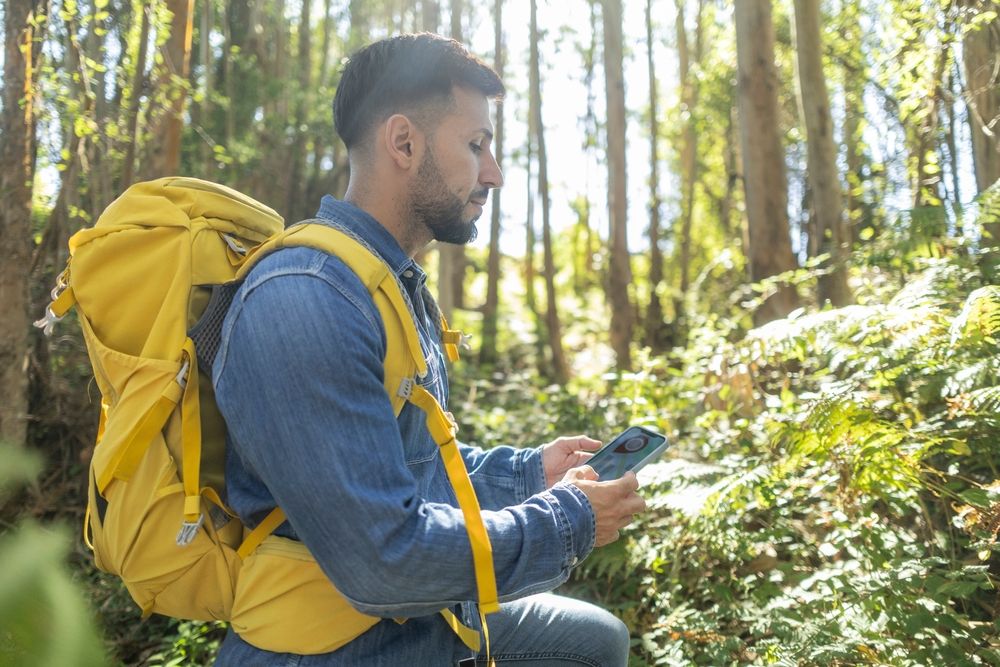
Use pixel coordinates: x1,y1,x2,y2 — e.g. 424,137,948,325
213,33,646,666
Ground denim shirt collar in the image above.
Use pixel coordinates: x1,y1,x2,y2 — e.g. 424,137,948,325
315,195,425,286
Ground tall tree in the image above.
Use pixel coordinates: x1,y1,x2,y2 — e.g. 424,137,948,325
840,0,867,245
530,0,570,383
524,69,548,374
198,0,215,175
602,0,634,370
644,0,667,351
145,0,196,178
1,0,49,448
121,1,152,188
961,2,1000,198
286,0,312,222
793,0,852,307
671,0,704,343
436,0,464,322
480,0,505,365
734,0,800,324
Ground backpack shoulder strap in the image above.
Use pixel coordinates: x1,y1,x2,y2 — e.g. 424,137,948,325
241,220,500,618
238,221,429,381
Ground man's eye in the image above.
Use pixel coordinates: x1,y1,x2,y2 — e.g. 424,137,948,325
470,143,483,154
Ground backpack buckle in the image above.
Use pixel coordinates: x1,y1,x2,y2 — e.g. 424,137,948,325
397,377,415,400
175,358,192,389
176,513,204,546
33,305,65,337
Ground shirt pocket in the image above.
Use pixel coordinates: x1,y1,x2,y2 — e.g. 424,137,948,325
397,403,440,466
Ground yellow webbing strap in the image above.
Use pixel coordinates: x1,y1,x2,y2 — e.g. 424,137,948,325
237,507,287,560
97,379,183,492
440,315,462,362
179,340,203,524
380,273,429,377
407,384,499,615
50,285,76,318
440,609,482,652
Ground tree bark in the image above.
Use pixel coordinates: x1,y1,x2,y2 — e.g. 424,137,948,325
145,0,195,178
644,0,666,352
122,1,152,189
524,84,548,375
285,0,312,223
422,0,440,32
962,3,1000,197
480,0,504,366
793,0,852,307
0,0,49,448
530,0,570,384
199,0,215,176
841,0,866,245
602,0,633,370
734,0,800,324
671,0,704,342
436,0,465,322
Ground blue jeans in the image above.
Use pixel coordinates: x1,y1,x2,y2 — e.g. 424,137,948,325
214,593,629,666
475,593,630,666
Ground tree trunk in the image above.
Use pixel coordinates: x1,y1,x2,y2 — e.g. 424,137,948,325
480,0,504,366
524,88,548,375
734,0,800,324
436,0,465,322
199,0,215,177
530,0,570,384
644,0,664,352
145,0,195,178
122,1,152,189
911,44,949,209
962,3,1000,215
602,0,633,370
842,0,866,246
793,0,852,307
0,0,48,448
307,0,334,207
671,0,704,343
285,0,312,223
422,0,440,32
582,0,598,279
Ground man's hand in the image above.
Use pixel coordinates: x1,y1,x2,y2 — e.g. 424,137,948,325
540,435,603,487
563,466,646,547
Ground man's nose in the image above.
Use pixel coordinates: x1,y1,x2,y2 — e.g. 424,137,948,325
480,151,504,189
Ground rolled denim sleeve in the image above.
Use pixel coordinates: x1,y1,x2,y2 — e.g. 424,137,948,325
459,443,547,510
214,254,594,619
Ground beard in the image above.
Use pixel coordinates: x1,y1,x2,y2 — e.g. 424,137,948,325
410,148,483,245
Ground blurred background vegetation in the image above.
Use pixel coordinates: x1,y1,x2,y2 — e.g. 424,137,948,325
2,0,1000,664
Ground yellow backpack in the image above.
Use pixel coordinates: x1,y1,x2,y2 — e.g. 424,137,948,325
37,177,498,655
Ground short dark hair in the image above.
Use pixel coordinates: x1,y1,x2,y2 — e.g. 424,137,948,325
333,33,505,150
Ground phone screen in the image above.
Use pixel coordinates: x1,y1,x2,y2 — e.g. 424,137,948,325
587,426,668,481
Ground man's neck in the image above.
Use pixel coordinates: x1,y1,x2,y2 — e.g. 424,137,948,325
344,182,428,257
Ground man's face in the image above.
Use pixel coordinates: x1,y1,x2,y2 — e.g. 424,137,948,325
408,86,504,245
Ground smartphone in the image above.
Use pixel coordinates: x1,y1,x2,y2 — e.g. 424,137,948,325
587,426,669,481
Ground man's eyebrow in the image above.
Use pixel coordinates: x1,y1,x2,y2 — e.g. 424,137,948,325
476,128,494,141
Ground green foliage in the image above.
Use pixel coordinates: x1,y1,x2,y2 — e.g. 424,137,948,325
0,444,108,667
449,201,1000,665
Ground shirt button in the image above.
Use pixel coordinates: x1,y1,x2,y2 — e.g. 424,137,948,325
403,270,414,278
569,557,578,567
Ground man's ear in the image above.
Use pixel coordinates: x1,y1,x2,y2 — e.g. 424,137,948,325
383,114,422,170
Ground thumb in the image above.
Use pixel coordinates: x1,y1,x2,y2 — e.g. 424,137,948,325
563,465,599,483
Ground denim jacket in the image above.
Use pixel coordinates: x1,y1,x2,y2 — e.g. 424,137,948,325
212,196,596,664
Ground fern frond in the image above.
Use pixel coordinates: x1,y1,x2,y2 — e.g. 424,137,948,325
966,386,1000,414
949,286,1000,346
888,261,969,311
972,178,1000,233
